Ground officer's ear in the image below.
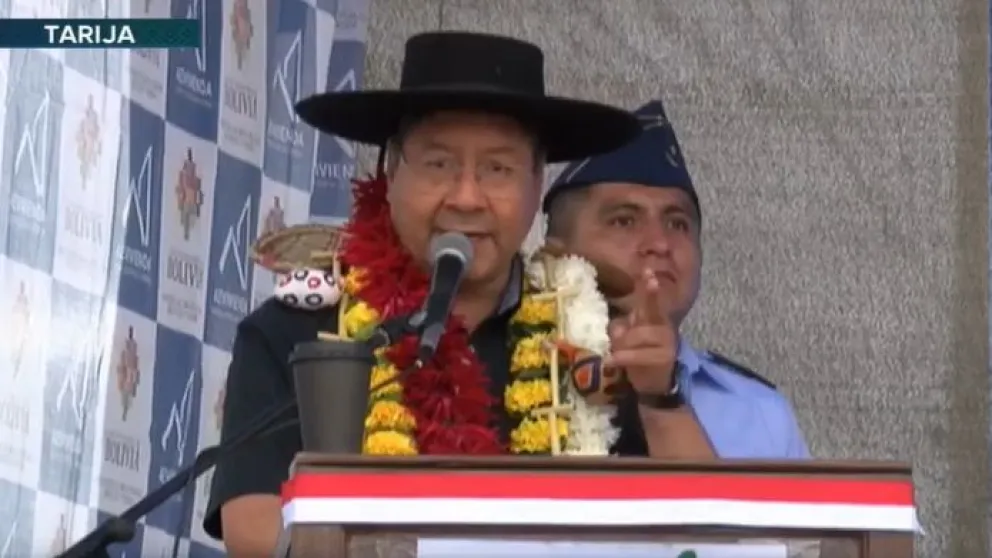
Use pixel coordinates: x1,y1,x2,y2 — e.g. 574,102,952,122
544,188,589,243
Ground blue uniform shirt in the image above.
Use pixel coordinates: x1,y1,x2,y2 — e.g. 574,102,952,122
678,340,810,459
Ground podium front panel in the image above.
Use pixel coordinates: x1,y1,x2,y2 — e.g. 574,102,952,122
282,455,917,558
342,529,860,558
283,467,916,533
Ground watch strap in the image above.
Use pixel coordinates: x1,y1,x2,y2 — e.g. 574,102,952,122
634,362,685,410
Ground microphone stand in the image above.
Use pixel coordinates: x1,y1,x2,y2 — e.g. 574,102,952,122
57,397,297,558
58,313,423,558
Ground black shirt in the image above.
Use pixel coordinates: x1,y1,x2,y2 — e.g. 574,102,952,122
203,267,647,540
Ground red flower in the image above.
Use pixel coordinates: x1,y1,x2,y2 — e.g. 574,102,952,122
342,173,503,455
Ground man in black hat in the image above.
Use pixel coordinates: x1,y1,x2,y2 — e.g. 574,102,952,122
544,99,810,460
204,32,640,556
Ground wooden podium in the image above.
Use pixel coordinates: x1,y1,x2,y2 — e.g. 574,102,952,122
278,454,917,558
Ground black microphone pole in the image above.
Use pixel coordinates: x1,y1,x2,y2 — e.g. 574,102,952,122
57,399,297,558
57,314,421,558
416,232,474,364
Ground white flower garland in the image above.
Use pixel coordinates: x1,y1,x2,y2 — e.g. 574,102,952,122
524,253,620,455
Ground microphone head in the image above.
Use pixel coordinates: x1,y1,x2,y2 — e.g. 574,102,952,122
429,232,474,266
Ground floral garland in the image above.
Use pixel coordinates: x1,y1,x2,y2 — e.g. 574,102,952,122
337,172,618,456
522,250,620,455
505,292,566,452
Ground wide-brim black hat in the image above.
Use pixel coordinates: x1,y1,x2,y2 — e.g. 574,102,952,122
295,31,641,163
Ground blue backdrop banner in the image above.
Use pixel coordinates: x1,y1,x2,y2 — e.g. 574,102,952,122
0,0,368,555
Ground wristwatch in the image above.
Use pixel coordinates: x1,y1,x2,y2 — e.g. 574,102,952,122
635,362,685,410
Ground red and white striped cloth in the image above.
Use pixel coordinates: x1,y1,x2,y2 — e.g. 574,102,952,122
282,469,919,533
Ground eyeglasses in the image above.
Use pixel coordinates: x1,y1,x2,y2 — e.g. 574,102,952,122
399,148,531,193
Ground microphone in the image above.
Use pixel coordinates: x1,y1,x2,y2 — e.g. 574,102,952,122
417,232,474,364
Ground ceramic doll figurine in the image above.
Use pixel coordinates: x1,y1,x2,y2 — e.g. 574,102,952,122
251,224,346,310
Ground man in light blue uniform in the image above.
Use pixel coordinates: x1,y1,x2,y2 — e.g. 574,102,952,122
544,99,810,459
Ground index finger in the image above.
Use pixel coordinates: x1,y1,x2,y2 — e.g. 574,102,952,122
640,269,669,326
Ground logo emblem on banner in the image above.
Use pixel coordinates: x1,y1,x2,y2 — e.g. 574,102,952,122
161,370,196,469
262,196,286,237
118,103,164,319
130,146,157,248
40,284,100,503
2,50,62,270
263,0,317,190
272,33,302,126
329,68,357,160
187,0,208,74
219,195,253,291
74,94,101,188
9,281,30,377
39,288,102,503
167,0,221,138
259,197,287,288
116,326,141,421
205,153,259,349
14,92,53,202
230,0,253,70
174,148,204,241
310,40,364,220
147,327,202,531
55,342,98,431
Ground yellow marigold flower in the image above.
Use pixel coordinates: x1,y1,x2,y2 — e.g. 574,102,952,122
369,363,402,398
364,400,416,431
509,417,569,454
512,296,557,325
343,268,368,295
504,379,553,415
343,301,379,337
363,430,418,456
510,333,551,373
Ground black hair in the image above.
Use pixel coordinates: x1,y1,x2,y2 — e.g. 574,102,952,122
544,186,590,240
